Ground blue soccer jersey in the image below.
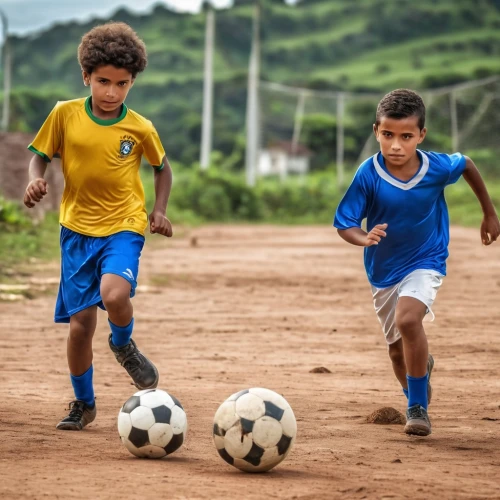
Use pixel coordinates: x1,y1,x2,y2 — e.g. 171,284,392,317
334,150,466,288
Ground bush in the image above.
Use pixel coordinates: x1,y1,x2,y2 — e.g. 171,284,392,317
141,165,340,225
0,197,31,229
198,184,232,221
0,210,60,271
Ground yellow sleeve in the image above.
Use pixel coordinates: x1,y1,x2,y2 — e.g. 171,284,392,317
27,102,64,162
142,126,166,171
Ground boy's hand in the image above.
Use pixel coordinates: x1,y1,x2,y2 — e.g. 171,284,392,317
365,223,388,247
481,214,500,245
149,210,173,237
24,178,48,208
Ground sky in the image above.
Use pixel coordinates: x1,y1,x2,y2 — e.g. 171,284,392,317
0,0,236,36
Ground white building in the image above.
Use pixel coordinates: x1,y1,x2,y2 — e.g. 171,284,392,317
258,141,312,180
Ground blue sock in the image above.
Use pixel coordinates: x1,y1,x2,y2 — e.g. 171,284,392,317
407,373,428,410
70,365,95,407
403,388,409,399
109,318,134,347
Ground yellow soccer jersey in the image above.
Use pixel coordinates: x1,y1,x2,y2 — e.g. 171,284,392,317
28,97,165,237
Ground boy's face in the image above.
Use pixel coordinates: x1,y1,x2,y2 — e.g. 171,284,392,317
83,65,135,118
373,116,426,168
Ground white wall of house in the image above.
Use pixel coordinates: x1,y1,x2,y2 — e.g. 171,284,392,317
258,149,310,179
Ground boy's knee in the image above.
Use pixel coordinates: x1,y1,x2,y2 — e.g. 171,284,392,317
388,342,405,365
69,329,93,344
69,310,95,341
101,287,129,311
395,309,422,335
71,308,94,326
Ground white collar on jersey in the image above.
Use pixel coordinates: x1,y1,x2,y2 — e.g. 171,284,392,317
373,150,429,190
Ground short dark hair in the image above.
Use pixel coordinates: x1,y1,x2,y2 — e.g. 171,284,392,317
375,89,426,130
78,22,147,78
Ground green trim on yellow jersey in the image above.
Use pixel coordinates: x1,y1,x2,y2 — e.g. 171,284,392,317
28,144,51,163
84,96,128,126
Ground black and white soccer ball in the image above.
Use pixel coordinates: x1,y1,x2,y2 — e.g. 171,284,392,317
117,389,187,459
213,387,297,472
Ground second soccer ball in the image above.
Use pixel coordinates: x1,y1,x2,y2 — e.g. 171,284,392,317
213,387,297,472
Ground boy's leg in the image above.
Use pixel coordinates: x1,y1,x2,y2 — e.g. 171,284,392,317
395,296,431,436
101,273,159,389
373,283,434,405
372,283,410,397
100,273,133,334
389,340,434,403
56,306,98,430
388,339,407,392
67,306,97,376
395,297,428,378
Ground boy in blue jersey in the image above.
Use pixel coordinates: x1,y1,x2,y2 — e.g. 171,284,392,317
23,23,173,430
334,89,499,436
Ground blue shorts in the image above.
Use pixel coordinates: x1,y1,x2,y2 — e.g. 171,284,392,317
55,226,145,323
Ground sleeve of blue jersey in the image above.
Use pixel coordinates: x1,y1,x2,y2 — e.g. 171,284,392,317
445,152,467,185
333,165,369,230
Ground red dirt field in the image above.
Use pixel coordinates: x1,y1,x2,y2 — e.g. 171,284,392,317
0,225,499,500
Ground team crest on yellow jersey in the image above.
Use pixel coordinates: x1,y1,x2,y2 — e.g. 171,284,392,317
119,135,136,159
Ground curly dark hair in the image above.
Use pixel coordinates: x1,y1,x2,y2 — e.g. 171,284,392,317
375,89,426,130
78,22,147,77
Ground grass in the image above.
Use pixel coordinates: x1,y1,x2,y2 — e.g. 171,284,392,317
0,212,60,279
310,28,500,87
446,177,500,226
266,17,366,51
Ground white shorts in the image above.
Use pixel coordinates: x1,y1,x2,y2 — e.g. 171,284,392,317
371,269,444,345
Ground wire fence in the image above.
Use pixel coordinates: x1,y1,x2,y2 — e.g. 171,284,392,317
256,76,500,187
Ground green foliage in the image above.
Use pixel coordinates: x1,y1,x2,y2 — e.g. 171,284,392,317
4,0,500,168
0,208,60,272
301,114,337,170
255,171,340,223
0,197,31,228
461,148,499,177
300,112,368,168
198,184,233,220
141,164,339,225
142,166,263,222
445,177,500,226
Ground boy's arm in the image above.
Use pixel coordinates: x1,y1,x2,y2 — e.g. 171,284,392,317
462,156,500,245
24,154,48,208
338,224,388,247
149,156,173,237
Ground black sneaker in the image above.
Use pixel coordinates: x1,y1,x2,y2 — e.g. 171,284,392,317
108,334,159,390
427,354,434,405
404,404,431,436
56,400,96,431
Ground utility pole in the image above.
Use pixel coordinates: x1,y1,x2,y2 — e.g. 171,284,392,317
336,92,345,191
450,91,459,152
200,3,215,169
245,0,261,187
0,10,10,132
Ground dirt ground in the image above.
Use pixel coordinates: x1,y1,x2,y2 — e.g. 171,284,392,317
1,225,499,500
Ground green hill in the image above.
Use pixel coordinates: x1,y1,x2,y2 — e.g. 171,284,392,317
5,0,500,166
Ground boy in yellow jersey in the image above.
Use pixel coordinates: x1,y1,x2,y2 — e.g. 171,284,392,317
23,22,173,430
